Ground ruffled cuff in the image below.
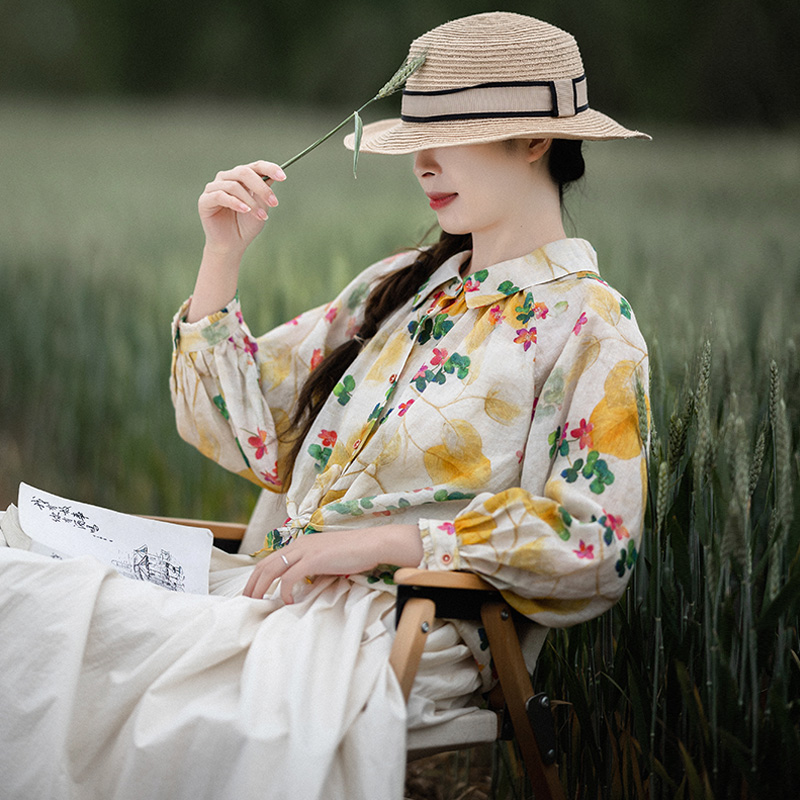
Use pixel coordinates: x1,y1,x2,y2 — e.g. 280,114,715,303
417,518,460,571
171,294,241,353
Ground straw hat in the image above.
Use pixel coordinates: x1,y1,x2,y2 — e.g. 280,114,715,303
344,12,649,154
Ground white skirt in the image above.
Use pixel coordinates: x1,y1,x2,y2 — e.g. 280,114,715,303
0,515,482,800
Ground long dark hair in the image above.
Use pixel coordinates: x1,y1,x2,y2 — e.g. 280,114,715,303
281,138,585,478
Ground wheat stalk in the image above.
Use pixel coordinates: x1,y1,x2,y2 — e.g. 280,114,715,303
267,52,427,178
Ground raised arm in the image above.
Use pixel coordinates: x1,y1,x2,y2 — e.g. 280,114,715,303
186,161,286,323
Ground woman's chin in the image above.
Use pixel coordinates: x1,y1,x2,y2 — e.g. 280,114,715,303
437,217,470,237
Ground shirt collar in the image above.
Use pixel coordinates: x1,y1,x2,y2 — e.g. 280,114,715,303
412,238,601,310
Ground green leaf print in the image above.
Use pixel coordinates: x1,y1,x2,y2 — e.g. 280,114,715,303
497,280,520,295
615,541,638,577
213,394,230,420
433,489,476,502
307,443,333,473
548,425,570,458
333,374,356,405
410,313,455,345
558,506,573,539
442,353,471,379
560,449,615,494
620,296,632,319
432,314,454,340
515,292,535,325
201,324,231,347
347,282,369,311
413,353,471,393
330,500,364,517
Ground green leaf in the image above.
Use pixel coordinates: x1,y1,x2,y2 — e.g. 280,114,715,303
352,111,363,178
497,280,520,295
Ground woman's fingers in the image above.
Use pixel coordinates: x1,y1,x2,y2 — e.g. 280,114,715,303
242,553,282,599
199,162,286,219
242,526,421,603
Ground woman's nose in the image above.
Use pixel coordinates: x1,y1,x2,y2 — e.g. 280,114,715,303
413,149,441,179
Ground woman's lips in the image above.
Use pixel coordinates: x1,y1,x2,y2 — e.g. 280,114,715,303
427,192,457,211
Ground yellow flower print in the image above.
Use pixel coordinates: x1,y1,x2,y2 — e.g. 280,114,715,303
455,510,497,546
424,419,492,487
363,330,408,384
507,536,565,576
589,360,642,459
501,591,592,618
484,387,522,425
259,345,292,386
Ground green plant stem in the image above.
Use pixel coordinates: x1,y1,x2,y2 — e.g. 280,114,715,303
275,97,373,173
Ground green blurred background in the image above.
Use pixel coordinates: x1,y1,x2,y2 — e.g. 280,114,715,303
2,0,799,125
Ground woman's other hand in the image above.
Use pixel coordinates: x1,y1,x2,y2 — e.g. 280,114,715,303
242,524,425,604
185,161,286,323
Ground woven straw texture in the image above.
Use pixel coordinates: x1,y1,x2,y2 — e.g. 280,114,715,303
344,12,649,153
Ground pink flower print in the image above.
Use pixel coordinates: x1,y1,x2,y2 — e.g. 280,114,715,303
247,429,269,459
514,327,537,351
464,278,480,292
346,318,360,338
606,512,630,540
573,312,588,335
243,335,258,356
235,310,244,325
286,315,301,326
571,418,594,450
413,364,429,381
488,305,503,325
438,522,456,536
574,540,594,559
310,348,324,370
533,302,549,320
431,347,449,366
398,399,415,416
324,306,338,323
261,464,282,487
318,429,337,448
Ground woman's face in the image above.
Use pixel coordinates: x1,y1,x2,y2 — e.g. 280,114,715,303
412,140,545,240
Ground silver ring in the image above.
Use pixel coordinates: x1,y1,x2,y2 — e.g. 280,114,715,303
280,553,290,567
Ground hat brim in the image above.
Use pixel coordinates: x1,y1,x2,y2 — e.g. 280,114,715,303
344,111,650,154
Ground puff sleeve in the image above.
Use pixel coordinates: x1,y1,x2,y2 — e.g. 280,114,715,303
170,252,416,490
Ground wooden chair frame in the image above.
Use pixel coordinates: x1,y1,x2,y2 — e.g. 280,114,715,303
146,516,566,800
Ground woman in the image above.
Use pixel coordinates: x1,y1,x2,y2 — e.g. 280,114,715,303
1,12,649,800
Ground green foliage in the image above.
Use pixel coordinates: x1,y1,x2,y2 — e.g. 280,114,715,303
2,1,798,124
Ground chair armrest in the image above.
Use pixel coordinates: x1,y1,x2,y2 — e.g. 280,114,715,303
141,516,247,542
394,567,495,592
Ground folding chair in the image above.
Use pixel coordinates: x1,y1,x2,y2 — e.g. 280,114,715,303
146,515,566,800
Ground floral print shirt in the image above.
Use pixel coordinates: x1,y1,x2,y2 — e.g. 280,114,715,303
171,238,649,638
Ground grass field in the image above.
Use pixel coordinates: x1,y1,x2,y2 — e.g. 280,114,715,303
1,98,798,796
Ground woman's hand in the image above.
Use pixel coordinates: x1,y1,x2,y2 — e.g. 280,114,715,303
243,524,424,604
198,161,286,255
185,161,286,323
